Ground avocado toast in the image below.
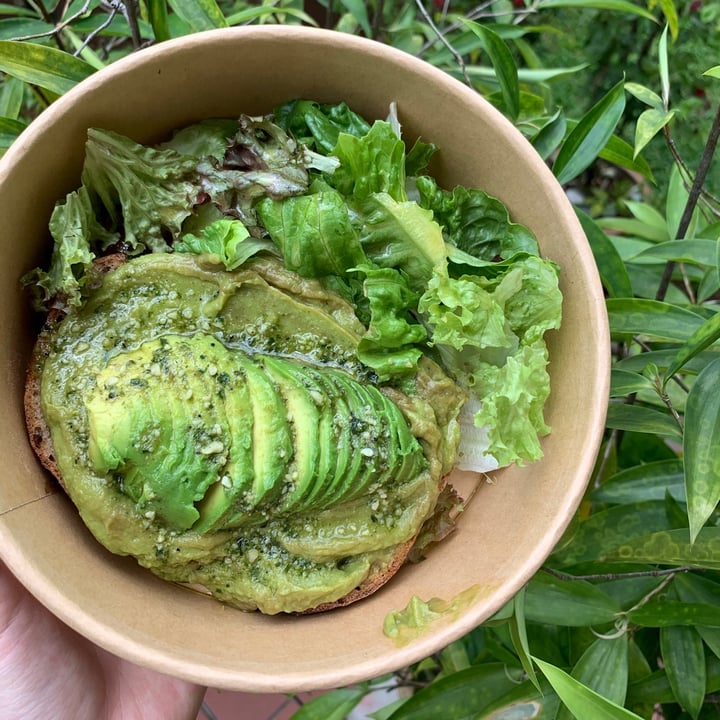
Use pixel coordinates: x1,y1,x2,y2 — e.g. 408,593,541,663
22,100,562,614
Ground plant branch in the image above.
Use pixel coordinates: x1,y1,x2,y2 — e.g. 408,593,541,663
541,566,697,582
656,103,720,301
414,0,474,87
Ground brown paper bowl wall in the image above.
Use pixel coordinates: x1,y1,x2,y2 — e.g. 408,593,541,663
0,27,609,692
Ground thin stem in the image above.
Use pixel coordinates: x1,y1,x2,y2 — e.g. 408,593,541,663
657,103,720,301
414,0,474,88
541,566,697,582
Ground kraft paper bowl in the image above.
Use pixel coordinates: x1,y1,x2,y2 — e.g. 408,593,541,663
0,26,609,692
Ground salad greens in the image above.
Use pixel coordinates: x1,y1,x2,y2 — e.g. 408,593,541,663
24,99,562,470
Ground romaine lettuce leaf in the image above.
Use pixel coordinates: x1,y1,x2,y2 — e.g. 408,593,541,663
174,218,276,271
356,192,447,290
257,189,367,278
331,121,407,202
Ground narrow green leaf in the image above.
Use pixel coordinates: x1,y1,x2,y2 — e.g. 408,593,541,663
533,658,644,720
666,164,696,241
0,115,26,150
476,677,558,719
597,216,668,242
146,0,171,42
462,20,519,120
624,81,663,108
166,0,227,32
338,0,372,37
658,25,670,108
557,635,629,720
525,573,620,626
610,368,655,396
0,40,95,95
225,5,315,25
660,625,705,719
664,311,720,384
631,239,717,266
0,17,54,40
0,75,24,119
508,588,541,692
289,687,366,720
675,574,720,660
628,655,720,705
605,403,682,439
385,664,518,720
531,111,567,160
535,0,657,21
553,79,626,185
576,208,633,298
628,600,720,627
634,107,675,157
552,501,672,567
606,298,705,341
600,527,720,569
704,65,720,80
596,132,655,182
683,357,720,542
654,0,679,40
592,460,685,504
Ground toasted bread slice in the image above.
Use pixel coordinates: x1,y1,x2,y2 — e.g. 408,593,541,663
23,253,448,614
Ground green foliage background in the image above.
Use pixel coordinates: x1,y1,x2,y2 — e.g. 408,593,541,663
2,0,720,718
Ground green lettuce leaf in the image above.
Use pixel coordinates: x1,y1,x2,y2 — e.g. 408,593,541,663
420,255,562,467
174,218,276,271
257,188,367,278
355,264,427,380
274,99,372,154
416,175,539,261
21,185,117,309
159,118,239,161
331,121,407,202
82,128,198,253
469,339,552,467
357,192,447,290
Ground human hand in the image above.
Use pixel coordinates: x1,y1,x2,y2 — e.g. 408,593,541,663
0,559,205,720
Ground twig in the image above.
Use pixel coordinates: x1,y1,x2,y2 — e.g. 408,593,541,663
656,104,720,301
72,5,119,57
413,0,474,88
9,0,93,42
541,566,697,582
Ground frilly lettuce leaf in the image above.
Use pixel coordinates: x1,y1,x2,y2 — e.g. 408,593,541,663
174,218,276,271
82,128,198,254
420,255,562,467
196,115,311,229
466,339,553,468
355,264,427,381
21,185,117,310
159,118,239,161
